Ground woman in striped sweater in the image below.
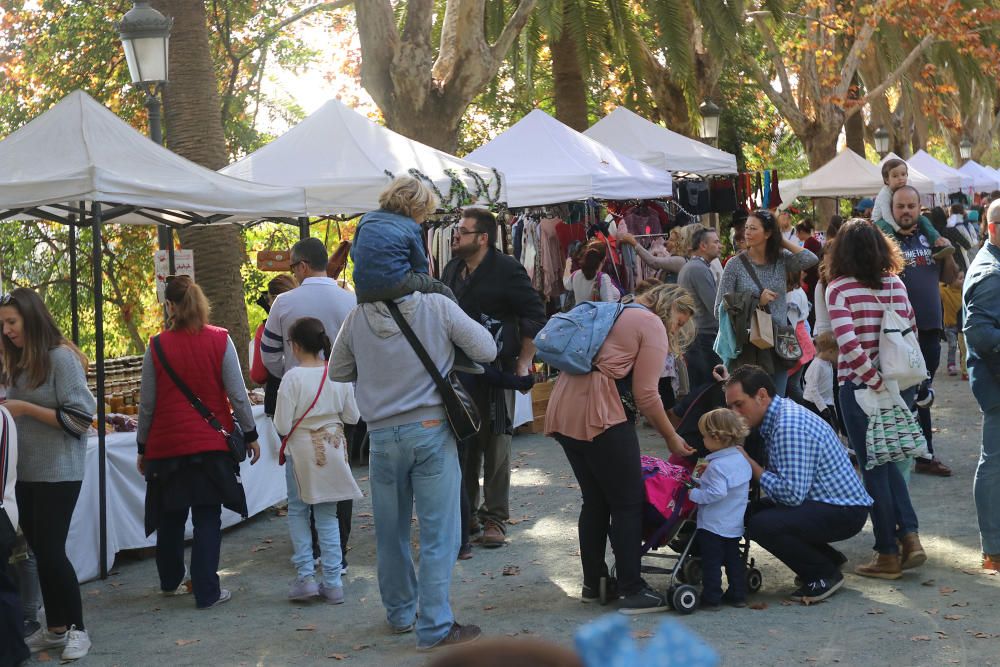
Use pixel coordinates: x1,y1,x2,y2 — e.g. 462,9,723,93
825,219,925,581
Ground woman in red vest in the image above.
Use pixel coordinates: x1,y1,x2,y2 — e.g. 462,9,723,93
137,275,261,609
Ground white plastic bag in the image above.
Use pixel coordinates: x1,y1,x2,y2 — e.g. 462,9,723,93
876,285,928,391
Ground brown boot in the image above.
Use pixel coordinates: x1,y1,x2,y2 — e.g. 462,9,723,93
480,520,506,548
900,533,927,570
983,554,1000,571
854,552,902,580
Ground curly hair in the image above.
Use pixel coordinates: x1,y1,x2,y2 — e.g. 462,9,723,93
697,408,750,447
637,283,696,354
823,218,905,289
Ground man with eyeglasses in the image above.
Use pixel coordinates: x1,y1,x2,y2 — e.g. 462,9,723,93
677,225,723,389
442,209,546,551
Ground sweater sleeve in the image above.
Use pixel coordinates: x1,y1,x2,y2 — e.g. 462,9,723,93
871,187,892,224
338,384,361,426
783,247,818,273
272,371,296,436
136,347,156,452
714,258,739,317
827,280,882,390
262,297,286,378
442,296,498,363
51,346,96,439
250,323,269,385
222,337,257,441
635,243,686,274
689,461,730,506
600,273,620,302
329,309,359,383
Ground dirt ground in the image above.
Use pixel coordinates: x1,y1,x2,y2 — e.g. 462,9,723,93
49,369,1000,666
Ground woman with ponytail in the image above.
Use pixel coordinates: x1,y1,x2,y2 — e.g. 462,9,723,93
137,275,260,610
273,317,361,605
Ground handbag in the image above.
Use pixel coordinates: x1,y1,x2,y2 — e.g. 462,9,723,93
857,383,928,470
385,301,482,441
152,335,247,464
749,308,775,349
738,253,800,360
278,366,327,466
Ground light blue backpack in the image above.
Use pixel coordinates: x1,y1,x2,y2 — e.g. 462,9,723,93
534,302,645,374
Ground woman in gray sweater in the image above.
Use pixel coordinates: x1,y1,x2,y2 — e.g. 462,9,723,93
0,288,96,660
715,210,818,396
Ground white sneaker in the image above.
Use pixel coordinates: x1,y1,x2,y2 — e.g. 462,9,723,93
61,626,92,660
25,627,67,654
162,567,192,595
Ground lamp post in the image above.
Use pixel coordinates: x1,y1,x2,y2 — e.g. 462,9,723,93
698,100,721,146
874,126,890,158
117,1,174,271
960,137,973,162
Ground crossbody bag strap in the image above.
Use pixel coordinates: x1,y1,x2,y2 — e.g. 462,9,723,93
385,301,453,398
278,364,328,465
738,252,770,312
151,335,229,436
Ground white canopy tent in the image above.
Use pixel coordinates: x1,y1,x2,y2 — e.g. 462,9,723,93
582,106,738,175
878,152,947,202
466,109,673,207
0,90,306,223
958,160,1000,192
0,90,308,580
222,98,502,216
785,149,883,198
908,150,967,193
982,165,1000,189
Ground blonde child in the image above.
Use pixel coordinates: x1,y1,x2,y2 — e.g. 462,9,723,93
803,332,838,424
689,409,752,611
274,317,362,605
872,159,952,259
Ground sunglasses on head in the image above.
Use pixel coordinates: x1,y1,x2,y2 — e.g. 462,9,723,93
0,293,14,306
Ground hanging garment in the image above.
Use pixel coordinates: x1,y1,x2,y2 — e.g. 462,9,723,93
512,216,524,262
762,170,772,209
769,169,782,208
677,181,711,215
709,178,738,213
538,216,565,300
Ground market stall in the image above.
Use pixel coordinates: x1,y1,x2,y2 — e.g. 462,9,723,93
908,150,969,194
878,152,948,203
221,98,503,216
782,149,883,198
583,106,738,175
0,90,308,578
466,109,673,207
958,160,1000,193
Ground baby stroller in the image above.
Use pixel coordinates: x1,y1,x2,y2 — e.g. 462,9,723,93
637,381,765,614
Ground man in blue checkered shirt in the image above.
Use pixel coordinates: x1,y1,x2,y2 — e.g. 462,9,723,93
723,365,872,604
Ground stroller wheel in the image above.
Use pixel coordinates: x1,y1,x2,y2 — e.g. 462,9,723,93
746,567,763,594
681,559,703,586
672,585,699,615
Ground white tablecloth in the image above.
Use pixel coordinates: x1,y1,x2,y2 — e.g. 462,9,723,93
68,405,287,583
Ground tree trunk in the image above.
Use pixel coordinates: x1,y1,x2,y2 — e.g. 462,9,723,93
844,77,865,157
152,0,250,373
802,128,841,226
381,95,466,154
549,4,589,132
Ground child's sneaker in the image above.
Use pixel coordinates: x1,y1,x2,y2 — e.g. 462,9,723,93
932,245,955,261
618,585,668,615
288,576,320,601
318,583,345,605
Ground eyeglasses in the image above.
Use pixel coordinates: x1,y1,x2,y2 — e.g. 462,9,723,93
453,228,482,237
288,259,305,270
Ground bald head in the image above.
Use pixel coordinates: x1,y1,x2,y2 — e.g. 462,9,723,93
892,185,921,232
988,199,1000,246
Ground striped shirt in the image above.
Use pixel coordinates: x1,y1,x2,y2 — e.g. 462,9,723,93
825,274,916,389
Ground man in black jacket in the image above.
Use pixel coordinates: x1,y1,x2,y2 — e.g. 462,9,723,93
443,208,546,549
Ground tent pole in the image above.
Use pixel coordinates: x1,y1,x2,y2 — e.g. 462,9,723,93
298,216,310,241
92,202,108,580
68,207,79,345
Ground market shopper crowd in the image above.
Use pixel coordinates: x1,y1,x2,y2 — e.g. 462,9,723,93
3,173,1000,663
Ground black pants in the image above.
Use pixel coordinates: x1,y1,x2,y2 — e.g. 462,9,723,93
310,501,352,562
156,503,223,608
0,535,29,666
685,332,722,391
555,422,644,596
696,529,745,605
457,438,472,548
747,499,868,584
16,481,84,630
916,329,941,458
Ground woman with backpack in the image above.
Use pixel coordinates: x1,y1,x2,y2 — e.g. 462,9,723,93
824,219,925,581
544,284,697,614
563,240,619,303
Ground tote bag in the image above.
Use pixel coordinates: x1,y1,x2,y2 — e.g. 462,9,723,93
875,283,927,390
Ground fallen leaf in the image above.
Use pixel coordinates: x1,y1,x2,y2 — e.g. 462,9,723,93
507,518,523,525
502,565,521,576
483,605,496,611
263,538,273,544
921,580,936,586
951,601,970,607
780,600,794,606
924,608,939,615
866,608,885,615
36,651,51,663
327,656,347,662
911,635,932,642
251,544,272,553
296,625,317,632
939,586,956,595
944,614,965,621
749,602,769,610
973,632,995,639
505,632,520,637
352,644,371,651
175,639,200,646
935,631,949,638
358,476,369,482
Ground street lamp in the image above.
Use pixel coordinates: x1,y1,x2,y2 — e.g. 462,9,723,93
960,137,973,162
117,1,174,277
874,126,890,157
699,100,721,144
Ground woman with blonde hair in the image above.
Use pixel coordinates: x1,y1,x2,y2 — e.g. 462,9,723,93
0,288,96,659
137,275,260,610
545,283,697,614
350,175,454,304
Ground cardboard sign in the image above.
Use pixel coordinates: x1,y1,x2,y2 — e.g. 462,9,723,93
155,249,194,303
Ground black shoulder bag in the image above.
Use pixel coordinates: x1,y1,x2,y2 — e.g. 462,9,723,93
151,335,247,464
384,301,482,441
737,253,802,364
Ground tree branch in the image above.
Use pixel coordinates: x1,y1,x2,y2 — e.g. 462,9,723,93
751,13,794,107
744,56,808,133
490,0,540,62
355,0,400,109
235,1,355,60
401,0,434,50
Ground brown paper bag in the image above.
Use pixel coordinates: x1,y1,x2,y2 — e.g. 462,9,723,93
750,308,775,349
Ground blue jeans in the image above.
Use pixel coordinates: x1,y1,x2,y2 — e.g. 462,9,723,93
368,420,461,648
976,407,1000,555
696,529,745,605
155,503,222,608
771,369,789,397
839,383,919,554
285,456,342,588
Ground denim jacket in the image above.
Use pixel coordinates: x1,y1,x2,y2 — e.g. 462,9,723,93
350,209,429,292
963,242,1000,411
